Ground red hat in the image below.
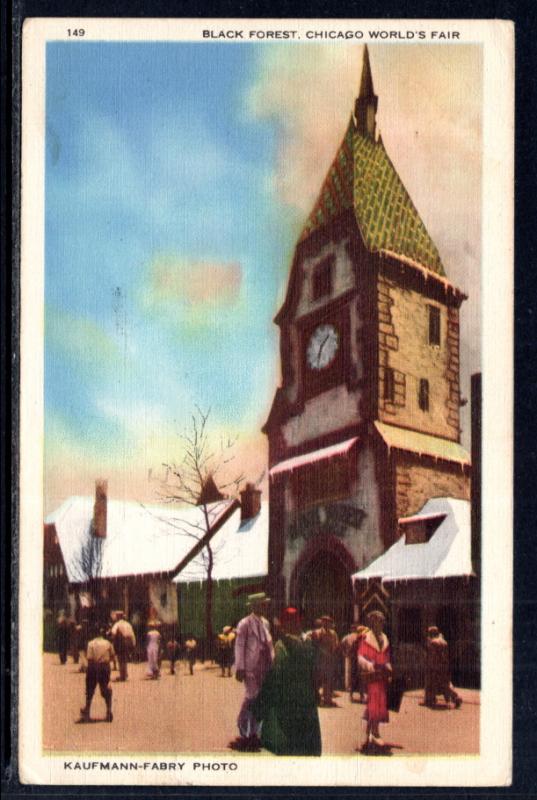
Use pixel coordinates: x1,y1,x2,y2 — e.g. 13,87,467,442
280,607,301,628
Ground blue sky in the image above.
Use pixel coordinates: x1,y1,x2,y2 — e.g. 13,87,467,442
44,43,481,510
45,43,303,502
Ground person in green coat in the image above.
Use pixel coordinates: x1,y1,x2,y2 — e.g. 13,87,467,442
252,607,322,756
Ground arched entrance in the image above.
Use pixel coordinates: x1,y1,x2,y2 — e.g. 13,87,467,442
296,550,354,633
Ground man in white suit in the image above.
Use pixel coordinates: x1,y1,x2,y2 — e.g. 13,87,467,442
229,592,274,752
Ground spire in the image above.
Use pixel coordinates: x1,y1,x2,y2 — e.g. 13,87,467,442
355,45,378,140
359,45,375,99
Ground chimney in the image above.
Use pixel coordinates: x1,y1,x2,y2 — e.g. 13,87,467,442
197,474,225,506
240,483,261,522
92,479,108,538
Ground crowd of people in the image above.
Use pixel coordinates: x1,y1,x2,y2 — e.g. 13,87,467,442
55,599,462,753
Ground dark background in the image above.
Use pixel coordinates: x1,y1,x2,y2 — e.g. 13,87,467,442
2,0,536,797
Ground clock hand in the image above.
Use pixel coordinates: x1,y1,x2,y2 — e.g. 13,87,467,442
317,334,330,367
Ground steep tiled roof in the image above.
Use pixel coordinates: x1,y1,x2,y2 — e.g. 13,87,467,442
300,86,445,276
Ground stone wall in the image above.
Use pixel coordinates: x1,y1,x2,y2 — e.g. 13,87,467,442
282,384,361,447
280,444,383,596
394,453,470,519
377,272,460,441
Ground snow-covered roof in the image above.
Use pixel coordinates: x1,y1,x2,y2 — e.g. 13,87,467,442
269,437,359,479
46,496,235,583
374,422,470,466
379,249,465,297
173,502,269,584
352,497,473,582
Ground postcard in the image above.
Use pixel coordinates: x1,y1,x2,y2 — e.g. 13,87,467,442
18,18,513,786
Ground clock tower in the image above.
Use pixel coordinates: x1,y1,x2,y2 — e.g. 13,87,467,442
263,47,471,627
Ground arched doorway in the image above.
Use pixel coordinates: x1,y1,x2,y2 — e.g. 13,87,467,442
297,550,353,633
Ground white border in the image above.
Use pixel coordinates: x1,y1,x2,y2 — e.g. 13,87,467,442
19,17,514,786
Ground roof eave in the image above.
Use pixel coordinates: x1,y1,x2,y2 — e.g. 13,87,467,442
168,498,241,581
378,250,467,302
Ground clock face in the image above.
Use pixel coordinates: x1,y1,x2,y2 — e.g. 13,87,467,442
307,324,339,370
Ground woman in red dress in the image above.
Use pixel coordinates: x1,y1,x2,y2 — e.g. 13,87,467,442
357,610,392,748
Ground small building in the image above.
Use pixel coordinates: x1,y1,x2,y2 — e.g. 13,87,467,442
352,497,479,686
44,480,238,634
173,486,269,638
43,481,269,649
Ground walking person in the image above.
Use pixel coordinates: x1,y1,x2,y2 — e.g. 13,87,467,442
166,628,181,675
77,618,90,673
70,620,82,665
358,611,392,750
146,621,162,679
77,626,114,723
57,612,70,665
184,634,198,675
313,615,339,707
229,592,274,752
341,623,368,703
111,611,136,681
105,617,118,673
217,625,236,677
252,607,322,756
424,626,462,709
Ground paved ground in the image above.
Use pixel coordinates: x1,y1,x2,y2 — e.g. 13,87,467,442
43,654,479,756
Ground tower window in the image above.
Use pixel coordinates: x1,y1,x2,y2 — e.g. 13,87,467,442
312,257,333,301
419,379,429,411
428,306,441,345
383,367,395,401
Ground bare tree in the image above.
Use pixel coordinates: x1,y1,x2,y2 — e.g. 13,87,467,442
70,525,104,621
158,407,244,646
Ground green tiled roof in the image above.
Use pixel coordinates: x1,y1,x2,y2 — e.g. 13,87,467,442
301,122,445,276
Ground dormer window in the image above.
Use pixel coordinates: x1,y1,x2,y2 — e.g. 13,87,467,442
401,513,446,544
312,257,333,301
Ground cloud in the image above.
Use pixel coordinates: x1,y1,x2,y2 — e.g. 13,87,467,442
247,45,481,219
46,307,119,367
137,255,246,344
44,409,269,517
146,256,242,308
247,44,362,214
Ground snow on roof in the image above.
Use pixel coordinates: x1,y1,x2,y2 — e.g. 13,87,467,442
46,496,235,583
173,502,269,584
379,249,465,296
352,497,473,582
374,422,470,466
269,437,359,479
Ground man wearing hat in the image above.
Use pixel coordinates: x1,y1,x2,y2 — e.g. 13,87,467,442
110,610,136,682
312,615,339,707
230,592,274,751
424,625,462,709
